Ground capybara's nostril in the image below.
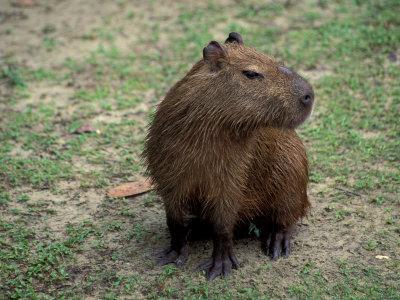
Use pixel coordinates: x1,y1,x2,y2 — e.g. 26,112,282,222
295,75,314,108
301,94,313,106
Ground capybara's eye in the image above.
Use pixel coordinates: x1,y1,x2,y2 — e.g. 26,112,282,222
242,70,264,79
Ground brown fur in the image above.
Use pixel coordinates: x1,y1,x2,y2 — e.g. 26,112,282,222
143,33,314,279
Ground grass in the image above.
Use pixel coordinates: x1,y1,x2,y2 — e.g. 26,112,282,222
0,0,399,298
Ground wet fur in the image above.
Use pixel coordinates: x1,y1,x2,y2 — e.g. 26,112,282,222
143,33,313,278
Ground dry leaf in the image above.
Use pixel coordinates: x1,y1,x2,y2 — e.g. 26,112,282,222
107,178,153,198
13,0,36,7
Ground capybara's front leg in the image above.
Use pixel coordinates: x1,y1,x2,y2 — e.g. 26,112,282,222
156,209,191,267
198,220,239,280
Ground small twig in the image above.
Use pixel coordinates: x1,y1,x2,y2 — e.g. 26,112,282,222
334,187,362,197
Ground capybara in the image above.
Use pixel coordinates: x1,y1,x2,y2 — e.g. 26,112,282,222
143,32,314,280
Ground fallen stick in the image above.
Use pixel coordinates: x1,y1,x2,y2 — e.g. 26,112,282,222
334,187,361,197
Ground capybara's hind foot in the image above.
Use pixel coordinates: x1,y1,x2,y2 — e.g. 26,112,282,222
262,226,293,260
156,245,188,267
197,252,239,280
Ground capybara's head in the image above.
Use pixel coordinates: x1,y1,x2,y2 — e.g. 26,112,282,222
195,32,314,130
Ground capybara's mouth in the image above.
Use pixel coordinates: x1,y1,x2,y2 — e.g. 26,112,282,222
293,107,313,128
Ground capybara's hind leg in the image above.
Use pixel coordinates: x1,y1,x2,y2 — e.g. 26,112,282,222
261,223,295,260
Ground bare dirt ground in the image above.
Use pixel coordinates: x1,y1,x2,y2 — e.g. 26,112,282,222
0,0,399,299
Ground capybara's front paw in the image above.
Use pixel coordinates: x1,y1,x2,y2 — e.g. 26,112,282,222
198,252,239,280
155,245,188,267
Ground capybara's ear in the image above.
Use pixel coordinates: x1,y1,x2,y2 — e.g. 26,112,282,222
225,32,243,45
203,41,227,71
